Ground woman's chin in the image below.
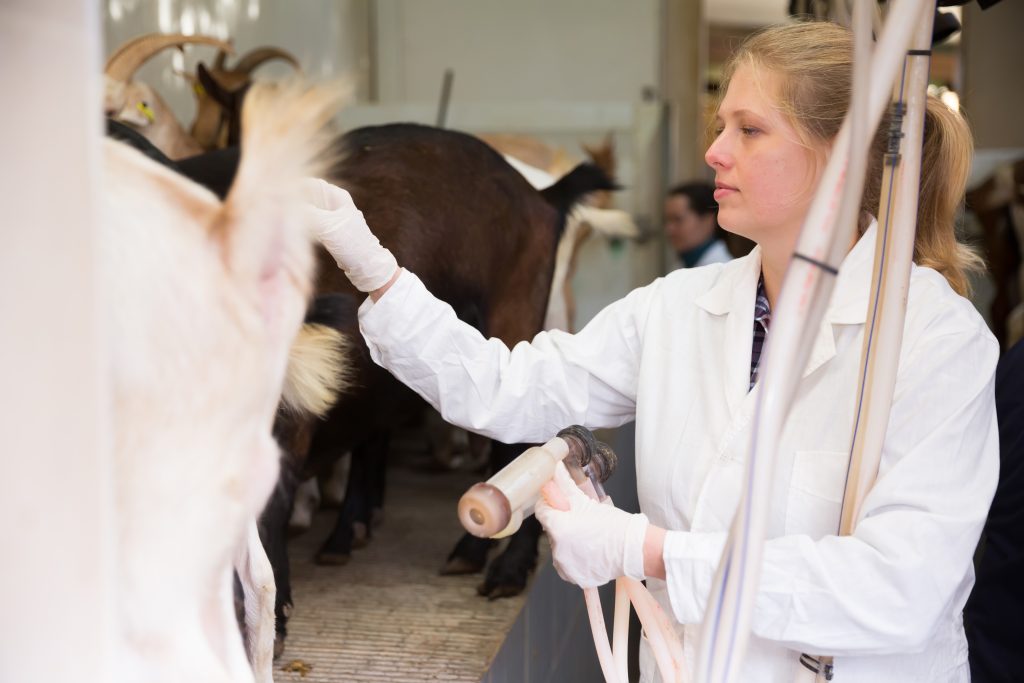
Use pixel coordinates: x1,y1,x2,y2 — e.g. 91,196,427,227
718,216,754,242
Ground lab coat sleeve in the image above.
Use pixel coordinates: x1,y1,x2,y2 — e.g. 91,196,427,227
356,269,653,444
663,322,1000,655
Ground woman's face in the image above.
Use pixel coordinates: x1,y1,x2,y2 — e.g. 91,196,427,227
705,63,825,250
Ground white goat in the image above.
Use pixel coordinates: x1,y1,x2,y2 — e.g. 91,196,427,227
103,80,343,683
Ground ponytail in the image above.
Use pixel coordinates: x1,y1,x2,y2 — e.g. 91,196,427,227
912,97,984,296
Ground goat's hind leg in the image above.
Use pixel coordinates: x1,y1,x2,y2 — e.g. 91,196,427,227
235,519,277,683
478,514,541,599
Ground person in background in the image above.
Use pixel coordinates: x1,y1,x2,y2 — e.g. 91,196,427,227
965,337,1024,683
663,181,733,268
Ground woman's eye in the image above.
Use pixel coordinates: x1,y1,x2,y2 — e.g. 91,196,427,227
713,128,724,137
741,126,761,137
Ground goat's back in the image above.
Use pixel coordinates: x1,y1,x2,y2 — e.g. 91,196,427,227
322,123,561,343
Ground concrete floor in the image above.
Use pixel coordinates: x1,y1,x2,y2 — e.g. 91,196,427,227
277,463,544,682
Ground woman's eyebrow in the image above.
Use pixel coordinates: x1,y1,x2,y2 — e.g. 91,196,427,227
716,107,763,121
732,108,765,120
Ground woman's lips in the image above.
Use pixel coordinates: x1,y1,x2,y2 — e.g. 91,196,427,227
714,184,737,200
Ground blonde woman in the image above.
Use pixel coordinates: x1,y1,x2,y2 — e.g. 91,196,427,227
305,22,997,682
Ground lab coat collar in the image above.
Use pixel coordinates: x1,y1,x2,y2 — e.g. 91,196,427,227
694,221,878,397
694,221,877,323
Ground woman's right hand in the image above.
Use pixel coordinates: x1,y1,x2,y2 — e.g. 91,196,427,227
300,178,399,294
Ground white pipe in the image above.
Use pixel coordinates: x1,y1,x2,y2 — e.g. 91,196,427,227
613,580,631,682
537,466,685,682
805,10,935,683
839,8,935,536
585,587,623,683
623,577,687,683
694,1,931,681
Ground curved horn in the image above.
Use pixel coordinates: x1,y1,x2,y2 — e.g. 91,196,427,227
213,48,230,71
104,33,234,83
233,47,301,76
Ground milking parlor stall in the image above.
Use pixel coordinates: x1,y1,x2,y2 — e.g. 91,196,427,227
4,1,1023,682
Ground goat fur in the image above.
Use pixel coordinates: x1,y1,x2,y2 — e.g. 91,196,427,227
103,80,344,682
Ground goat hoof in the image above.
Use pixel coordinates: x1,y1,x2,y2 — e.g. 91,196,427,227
440,556,485,575
352,522,369,548
315,550,351,566
288,522,311,538
477,581,526,600
273,635,286,660
441,533,494,576
476,544,535,599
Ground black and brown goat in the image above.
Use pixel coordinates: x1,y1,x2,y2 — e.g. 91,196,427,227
190,46,302,150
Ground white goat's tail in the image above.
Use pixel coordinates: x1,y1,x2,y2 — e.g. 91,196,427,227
226,79,351,219
573,205,640,239
280,323,351,418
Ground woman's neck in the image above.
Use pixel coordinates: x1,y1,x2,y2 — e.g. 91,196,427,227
758,241,791,309
757,213,866,308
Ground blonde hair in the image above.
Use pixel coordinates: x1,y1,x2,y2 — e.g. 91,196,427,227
718,22,983,296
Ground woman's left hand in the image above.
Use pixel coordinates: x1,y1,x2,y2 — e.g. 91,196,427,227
534,462,650,588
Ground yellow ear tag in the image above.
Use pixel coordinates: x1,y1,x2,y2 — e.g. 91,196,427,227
193,83,206,97
136,101,155,122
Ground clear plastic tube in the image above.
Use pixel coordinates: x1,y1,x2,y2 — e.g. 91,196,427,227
585,586,622,683
613,580,630,682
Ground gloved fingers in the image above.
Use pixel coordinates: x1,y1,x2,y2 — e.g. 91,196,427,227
534,490,577,539
298,177,354,212
533,496,555,527
551,461,588,506
320,182,355,212
540,478,570,512
296,177,330,206
550,558,575,586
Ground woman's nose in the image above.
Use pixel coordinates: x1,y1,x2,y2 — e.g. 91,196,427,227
705,133,731,170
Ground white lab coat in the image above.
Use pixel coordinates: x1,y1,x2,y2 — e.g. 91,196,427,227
357,223,999,682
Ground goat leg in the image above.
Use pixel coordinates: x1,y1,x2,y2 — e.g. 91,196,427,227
234,519,277,683
288,477,320,536
441,532,497,575
476,515,542,599
315,453,364,564
258,461,299,660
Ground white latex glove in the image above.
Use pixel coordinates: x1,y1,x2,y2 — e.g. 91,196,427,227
534,461,649,588
300,178,399,293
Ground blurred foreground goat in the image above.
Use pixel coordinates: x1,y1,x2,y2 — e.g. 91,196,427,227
102,80,344,682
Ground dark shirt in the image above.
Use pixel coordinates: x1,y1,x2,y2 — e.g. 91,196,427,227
750,275,771,390
965,339,1024,683
679,236,719,268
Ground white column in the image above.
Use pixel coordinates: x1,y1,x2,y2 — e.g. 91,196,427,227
659,0,705,273
0,2,113,682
